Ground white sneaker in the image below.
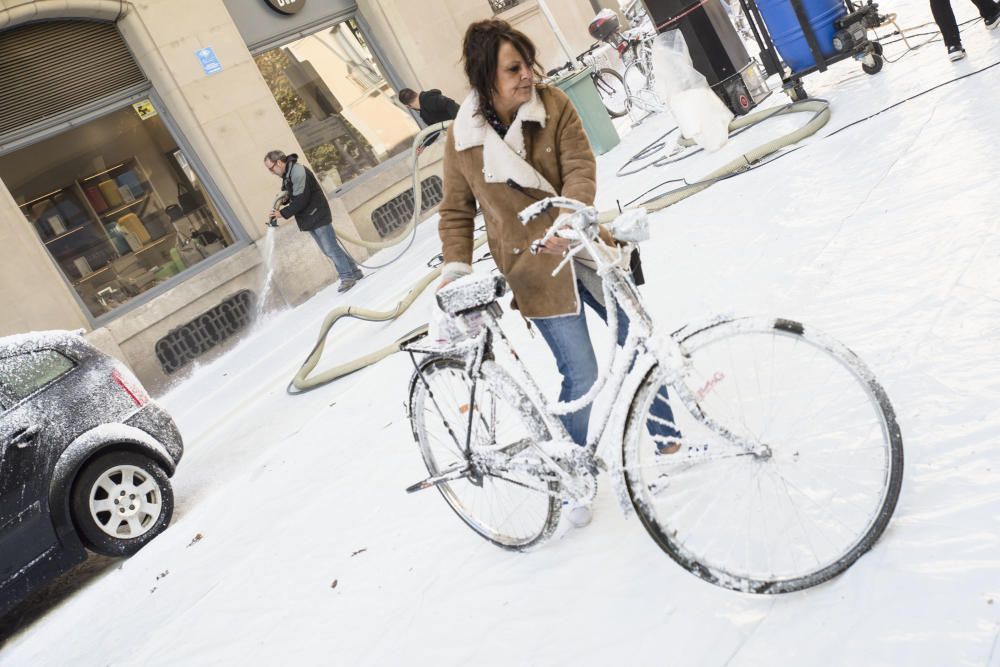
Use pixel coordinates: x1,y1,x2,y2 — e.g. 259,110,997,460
565,501,593,528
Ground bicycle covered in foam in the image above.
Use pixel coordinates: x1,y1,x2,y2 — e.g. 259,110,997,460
401,197,903,594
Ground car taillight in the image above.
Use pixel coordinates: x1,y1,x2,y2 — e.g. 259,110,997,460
112,368,149,407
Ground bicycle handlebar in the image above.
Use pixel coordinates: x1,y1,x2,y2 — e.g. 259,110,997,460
518,197,601,259
546,61,573,77
519,196,649,261
547,46,602,77
577,43,602,61
517,196,589,225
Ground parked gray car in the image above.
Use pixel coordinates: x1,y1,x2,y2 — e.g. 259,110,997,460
0,330,183,616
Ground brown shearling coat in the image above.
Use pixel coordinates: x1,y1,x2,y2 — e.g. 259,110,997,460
438,85,597,319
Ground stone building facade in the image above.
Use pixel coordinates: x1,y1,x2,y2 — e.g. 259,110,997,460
0,0,620,392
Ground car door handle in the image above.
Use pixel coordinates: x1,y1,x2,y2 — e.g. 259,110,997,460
9,425,41,448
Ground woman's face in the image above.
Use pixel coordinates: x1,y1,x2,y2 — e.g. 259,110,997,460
492,40,534,113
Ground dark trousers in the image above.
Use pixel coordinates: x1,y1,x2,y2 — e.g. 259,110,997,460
930,0,999,47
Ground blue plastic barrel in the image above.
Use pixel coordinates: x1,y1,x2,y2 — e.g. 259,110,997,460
757,0,846,72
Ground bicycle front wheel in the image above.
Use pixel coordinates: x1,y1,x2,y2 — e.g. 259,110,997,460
622,60,649,100
408,357,561,551
622,317,903,593
593,68,629,118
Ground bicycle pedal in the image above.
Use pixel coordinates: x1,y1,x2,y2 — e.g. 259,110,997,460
685,443,711,459
405,477,439,494
405,464,472,493
494,437,533,457
545,440,591,468
647,473,671,495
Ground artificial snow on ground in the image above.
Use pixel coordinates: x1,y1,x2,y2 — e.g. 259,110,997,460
4,3,1000,664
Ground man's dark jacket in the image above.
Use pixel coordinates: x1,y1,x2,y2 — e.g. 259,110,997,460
279,154,331,232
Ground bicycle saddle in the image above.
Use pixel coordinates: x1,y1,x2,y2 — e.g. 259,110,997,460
436,273,507,316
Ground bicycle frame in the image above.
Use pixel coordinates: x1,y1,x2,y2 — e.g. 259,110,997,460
405,199,768,507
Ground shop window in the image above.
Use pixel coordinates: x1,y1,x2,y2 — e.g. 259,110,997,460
0,100,236,319
254,19,419,191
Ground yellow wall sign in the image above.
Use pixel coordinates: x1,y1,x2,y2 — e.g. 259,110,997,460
133,100,158,120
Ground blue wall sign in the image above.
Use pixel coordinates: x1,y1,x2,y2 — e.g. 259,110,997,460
196,48,223,75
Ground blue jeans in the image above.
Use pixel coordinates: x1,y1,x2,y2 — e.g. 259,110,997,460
532,282,679,447
309,224,360,279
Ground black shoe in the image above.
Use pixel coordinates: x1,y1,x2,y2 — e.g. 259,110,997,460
986,10,1000,29
948,44,967,61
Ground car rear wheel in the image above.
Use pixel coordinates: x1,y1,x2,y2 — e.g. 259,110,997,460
71,451,174,557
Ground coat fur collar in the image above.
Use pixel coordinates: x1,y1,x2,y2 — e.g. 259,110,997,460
451,87,556,195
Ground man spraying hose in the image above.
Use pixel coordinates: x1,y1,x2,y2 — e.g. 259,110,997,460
263,150,364,293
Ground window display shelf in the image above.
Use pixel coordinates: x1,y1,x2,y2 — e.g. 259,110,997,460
99,193,150,220
73,264,114,286
79,159,134,183
133,234,174,255
43,225,88,245
20,187,64,210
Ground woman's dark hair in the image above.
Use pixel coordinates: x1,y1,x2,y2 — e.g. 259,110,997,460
461,19,541,113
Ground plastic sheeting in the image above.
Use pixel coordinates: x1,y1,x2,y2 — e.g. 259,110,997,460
5,2,1000,662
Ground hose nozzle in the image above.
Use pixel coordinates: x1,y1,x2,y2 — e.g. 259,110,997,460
268,190,289,228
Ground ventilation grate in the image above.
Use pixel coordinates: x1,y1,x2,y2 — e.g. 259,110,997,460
371,176,443,238
155,290,256,374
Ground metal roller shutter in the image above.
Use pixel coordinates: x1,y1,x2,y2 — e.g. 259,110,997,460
0,21,147,139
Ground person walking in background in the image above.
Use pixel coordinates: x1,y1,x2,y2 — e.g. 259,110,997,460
929,0,1000,60
264,150,364,293
399,88,460,153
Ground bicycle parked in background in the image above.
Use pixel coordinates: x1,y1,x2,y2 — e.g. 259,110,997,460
589,8,661,113
401,197,904,594
545,46,630,118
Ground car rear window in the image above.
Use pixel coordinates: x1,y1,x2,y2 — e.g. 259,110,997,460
0,350,76,402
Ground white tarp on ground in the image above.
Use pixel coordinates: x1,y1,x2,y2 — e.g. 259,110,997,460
3,0,1000,662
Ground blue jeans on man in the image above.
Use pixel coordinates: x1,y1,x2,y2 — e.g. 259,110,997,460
532,281,679,448
309,223,361,279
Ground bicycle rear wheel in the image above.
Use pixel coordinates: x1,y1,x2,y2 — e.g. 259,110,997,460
593,68,629,118
622,318,903,593
408,357,561,551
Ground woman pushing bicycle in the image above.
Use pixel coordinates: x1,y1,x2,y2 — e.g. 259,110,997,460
436,19,681,527
412,20,902,577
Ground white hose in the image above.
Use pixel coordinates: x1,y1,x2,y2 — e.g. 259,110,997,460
599,98,830,221
331,121,451,250
289,98,831,392
289,235,488,392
